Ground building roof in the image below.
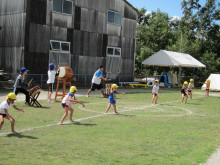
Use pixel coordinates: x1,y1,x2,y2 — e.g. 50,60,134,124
123,0,139,13
142,50,206,68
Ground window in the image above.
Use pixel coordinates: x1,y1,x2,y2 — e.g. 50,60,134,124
108,10,122,26
53,0,73,15
107,47,121,56
50,40,70,52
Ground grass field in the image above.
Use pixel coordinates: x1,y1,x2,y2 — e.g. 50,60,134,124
1,92,220,165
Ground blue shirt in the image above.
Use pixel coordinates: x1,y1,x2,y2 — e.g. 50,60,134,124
92,69,104,84
108,91,116,104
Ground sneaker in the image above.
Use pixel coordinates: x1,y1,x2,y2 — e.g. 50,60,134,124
48,100,54,103
86,95,89,97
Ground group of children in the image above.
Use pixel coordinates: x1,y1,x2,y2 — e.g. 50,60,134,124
0,63,212,133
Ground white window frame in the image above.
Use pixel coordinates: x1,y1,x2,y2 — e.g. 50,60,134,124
107,10,122,26
50,40,70,52
106,46,121,57
53,0,73,15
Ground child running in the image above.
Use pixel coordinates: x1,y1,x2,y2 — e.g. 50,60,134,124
60,86,85,125
0,93,25,133
105,84,125,114
187,79,194,99
181,81,188,104
152,79,160,104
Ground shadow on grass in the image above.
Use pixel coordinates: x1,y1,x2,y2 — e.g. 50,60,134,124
71,122,97,126
6,133,38,139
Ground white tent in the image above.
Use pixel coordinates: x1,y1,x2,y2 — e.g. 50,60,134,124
142,50,206,68
201,74,220,91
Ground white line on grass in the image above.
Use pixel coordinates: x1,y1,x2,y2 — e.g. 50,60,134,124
0,96,204,136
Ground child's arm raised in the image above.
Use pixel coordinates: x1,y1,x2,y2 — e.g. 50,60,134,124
13,105,25,112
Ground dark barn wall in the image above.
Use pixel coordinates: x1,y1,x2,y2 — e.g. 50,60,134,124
73,0,138,82
0,0,26,77
0,0,137,83
25,0,49,74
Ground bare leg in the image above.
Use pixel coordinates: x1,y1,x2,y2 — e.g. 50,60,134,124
112,104,118,113
5,116,16,133
0,115,4,130
86,89,92,95
155,95,158,104
181,94,185,103
60,107,69,124
69,107,74,122
105,103,111,114
48,92,52,101
185,95,188,103
101,88,105,96
151,94,155,104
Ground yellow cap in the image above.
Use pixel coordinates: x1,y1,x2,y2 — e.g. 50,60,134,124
111,84,118,89
6,93,16,100
190,79,194,82
206,79,210,83
184,81,188,85
70,86,77,93
155,79,159,82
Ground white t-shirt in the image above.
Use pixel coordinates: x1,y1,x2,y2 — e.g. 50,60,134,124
47,70,56,84
62,92,75,106
153,85,159,94
92,69,104,85
0,101,14,114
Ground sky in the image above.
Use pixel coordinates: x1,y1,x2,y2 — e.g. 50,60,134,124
126,0,210,18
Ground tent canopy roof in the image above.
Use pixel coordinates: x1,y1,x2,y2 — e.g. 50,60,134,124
142,50,206,68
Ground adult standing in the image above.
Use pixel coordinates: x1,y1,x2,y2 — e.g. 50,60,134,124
86,65,107,97
13,67,30,105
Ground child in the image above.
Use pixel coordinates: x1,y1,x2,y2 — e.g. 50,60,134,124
187,79,194,99
0,93,25,133
47,63,58,102
152,80,160,104
181,81,188,104
13,67,30,105
105,84,125,114
60,86,85,125
205,79,211,96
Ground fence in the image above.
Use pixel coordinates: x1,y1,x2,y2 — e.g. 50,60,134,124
25,74,134,89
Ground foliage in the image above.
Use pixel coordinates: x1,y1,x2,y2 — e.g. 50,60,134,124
135,0,220,77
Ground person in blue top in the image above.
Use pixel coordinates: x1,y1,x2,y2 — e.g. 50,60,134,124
105,84,125,114
86,65,107,97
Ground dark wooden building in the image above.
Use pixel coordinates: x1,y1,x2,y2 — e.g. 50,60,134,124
0,0,137,84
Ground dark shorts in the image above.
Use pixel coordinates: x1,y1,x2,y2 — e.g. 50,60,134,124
47,83,53,93
62,103,69,108
153,93,157,96
0,113,6,118
187,90,191,93
181,89,187,96
206,88,209,91
90,83,103,91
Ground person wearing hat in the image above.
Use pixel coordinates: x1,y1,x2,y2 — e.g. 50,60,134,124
152,79,160,104
13,67,30,105
0,93,25,133
181,81,189,103
187,79,195,99
60,86,85,125
105,84,125,114
47,63,59,103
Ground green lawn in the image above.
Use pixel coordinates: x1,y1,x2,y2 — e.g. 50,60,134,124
0,92,220,165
